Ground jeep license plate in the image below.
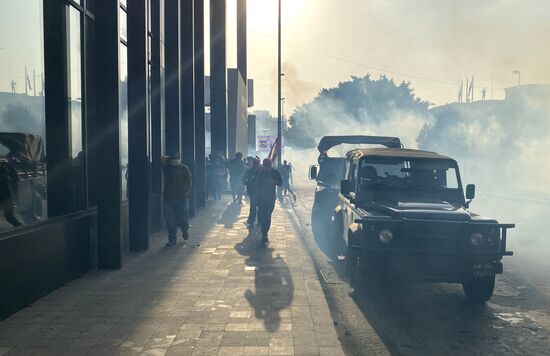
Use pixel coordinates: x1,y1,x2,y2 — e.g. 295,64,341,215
472,263,494,277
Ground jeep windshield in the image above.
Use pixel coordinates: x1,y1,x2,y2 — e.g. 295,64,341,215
358,157,465,205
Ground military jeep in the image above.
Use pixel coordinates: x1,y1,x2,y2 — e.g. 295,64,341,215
333,147,514,302
308,135,402,237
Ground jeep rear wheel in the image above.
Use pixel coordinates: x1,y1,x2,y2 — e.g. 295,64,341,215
462,274,495,303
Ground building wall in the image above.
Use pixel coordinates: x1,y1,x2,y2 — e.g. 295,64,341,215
0,0,210,319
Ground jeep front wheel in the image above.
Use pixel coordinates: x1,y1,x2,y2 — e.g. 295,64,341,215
462,274,495,303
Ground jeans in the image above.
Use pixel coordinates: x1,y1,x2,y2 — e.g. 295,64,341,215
257,198,275,237
247,195,258,225
231,180,243,203
164,199,189,241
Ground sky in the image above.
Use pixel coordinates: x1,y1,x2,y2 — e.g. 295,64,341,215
207,0,550,114
0,0,44,95
2,0,549,115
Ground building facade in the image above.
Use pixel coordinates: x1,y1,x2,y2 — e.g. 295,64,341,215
0,0,245,319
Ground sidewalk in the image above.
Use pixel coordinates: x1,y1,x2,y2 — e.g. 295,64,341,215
0,197,345,356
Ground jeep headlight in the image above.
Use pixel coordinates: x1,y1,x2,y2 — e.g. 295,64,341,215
378,229,394,244
470,232,484,246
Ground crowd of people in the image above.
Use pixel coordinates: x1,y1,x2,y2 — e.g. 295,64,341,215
163,151,297,247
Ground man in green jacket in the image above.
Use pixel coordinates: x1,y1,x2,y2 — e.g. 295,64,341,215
162,152,192,246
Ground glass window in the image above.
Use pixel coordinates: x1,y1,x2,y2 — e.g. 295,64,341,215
0,0,47,231
119,43,129,201
67,5,86,211
119,6,127,43
67,6,83,159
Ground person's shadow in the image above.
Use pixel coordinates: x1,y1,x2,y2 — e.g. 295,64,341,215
217,202,242,228
235,227,294,332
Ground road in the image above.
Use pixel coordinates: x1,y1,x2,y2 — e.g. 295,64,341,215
286,181,550,356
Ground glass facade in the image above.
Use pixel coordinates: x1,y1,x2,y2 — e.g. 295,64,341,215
0,0,47,231
119,5,129,201
67,4,86,211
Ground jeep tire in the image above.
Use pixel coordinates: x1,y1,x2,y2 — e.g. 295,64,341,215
462,274,496,303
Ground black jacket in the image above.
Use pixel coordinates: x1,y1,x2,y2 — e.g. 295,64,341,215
254,167,282,201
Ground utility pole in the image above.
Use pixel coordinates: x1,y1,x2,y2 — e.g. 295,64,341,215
277,0,282,166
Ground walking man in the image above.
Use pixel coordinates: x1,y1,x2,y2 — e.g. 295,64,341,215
162,152,192,247
229,152,247,204
280,160,296,202
212,154,226,201
242,158,260,227
256,158,282,244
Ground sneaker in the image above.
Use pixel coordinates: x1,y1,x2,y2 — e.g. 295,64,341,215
166,240,176,247
293,195,297,203
182,230,190,241
260,236,269,245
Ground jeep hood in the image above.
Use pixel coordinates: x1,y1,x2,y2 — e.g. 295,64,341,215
364,200,472,221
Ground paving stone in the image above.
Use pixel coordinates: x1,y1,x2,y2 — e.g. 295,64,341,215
0,198,343,354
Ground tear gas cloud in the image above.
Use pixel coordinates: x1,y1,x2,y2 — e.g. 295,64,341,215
283,76,550,261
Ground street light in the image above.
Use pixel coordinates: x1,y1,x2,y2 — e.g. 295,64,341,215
277,0,282,166
512,70,521,86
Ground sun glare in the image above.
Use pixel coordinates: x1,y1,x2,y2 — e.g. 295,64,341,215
246,0,305,33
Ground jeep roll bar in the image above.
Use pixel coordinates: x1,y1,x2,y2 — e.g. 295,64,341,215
317,135,402,153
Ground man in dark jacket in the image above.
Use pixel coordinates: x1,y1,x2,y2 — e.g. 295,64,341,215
229,152,247,204
242,158,260,227
255,158,282,244
162,151,192,246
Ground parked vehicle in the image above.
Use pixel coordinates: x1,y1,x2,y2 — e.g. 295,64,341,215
333,146,514,302
308,135,402,237
0,133,46,224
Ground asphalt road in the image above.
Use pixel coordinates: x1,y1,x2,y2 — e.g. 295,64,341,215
285,181,550,356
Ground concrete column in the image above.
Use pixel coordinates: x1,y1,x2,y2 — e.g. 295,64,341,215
237,0,247,82
164,0,181,156
209,0,227,157
194,0,206,208
127,0,150,250
181,0,196,215
93,0,122,268
150,0,163,229
43,0,71,217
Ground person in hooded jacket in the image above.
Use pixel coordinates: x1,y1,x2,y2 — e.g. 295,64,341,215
255,158,282,244
161,151,192,246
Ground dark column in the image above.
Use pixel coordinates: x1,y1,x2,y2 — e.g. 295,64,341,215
93,0,122,269
181,0,195,215
150,0,163,229
194,0,206,208
210,0,227,157
43,0,71,217
127,0,150,250
164,0,181,156
237,0,247,82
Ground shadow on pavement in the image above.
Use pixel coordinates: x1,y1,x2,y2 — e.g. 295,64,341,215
235,227,294,333
217,202,243,228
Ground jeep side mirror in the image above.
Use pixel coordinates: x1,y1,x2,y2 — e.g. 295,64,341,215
466,184,476,200
341,179,352,195
309,165,318,180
